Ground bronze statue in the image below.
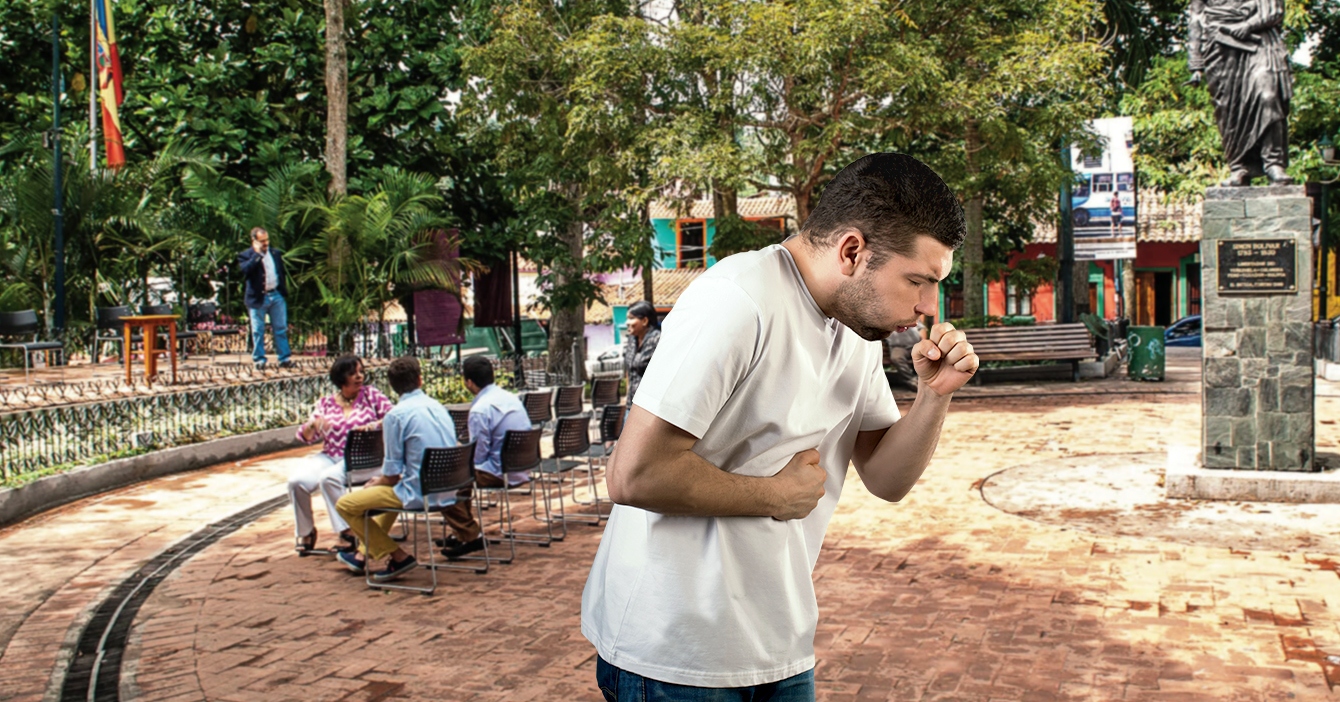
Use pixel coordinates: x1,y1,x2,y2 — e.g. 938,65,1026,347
1187,0,1293,186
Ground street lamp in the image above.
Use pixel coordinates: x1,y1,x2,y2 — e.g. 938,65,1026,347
1320,134,1339,320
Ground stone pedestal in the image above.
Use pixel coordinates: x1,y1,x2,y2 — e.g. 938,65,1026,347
1200,186,1315,472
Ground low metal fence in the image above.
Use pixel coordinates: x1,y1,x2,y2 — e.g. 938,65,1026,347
0,372,354,484
0,354,568,485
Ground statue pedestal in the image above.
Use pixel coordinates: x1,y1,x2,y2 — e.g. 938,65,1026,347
1200,186,1315,472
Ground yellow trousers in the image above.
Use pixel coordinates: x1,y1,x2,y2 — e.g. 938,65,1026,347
335,486,402,560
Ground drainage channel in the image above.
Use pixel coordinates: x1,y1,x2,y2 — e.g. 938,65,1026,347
59,495,287,702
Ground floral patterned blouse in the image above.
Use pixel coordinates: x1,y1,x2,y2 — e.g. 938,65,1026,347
297,385,396,459
623,327,661,406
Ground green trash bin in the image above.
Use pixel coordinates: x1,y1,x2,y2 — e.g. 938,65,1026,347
1127,326,1166,381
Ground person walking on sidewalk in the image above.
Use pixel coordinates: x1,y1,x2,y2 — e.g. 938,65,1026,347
237,227,293,370
583,153,980,701
290,355,395,555
335,357,458,582
436,355,532,560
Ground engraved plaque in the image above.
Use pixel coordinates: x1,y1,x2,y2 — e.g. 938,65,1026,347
1216,239,1297,294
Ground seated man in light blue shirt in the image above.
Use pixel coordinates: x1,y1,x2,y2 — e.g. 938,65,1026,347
439,356,533,560
335,356,458,582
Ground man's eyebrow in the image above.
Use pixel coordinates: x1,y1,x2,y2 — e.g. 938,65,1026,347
909,272,944,284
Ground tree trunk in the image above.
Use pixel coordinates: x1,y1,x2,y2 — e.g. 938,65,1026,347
548,216,586,383
795,189,812,228
1072,259,1090,318
641,199,654,304
962,120,985,320
324,0,348,196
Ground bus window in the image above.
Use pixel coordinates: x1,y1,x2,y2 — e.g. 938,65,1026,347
1093,174,1114,193
1117,173,1134,192
1073,174,1091,199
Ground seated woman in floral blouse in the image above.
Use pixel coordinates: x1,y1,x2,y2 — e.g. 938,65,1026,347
291,355,395,554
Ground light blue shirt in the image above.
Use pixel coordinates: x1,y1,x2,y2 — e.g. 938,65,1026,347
261,250,278,291
381,389,458,510
469,384,533,486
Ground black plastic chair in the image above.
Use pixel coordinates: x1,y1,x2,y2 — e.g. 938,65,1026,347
448,408,472,445
474,428,549,563
591,377,621,410
554,385,585,418
588,403,624,467
537,416,605,535
187,302,244,364
344,430,385,488
365,443,485,594
93,305,139,365
521,389,553,429
0,310,65,382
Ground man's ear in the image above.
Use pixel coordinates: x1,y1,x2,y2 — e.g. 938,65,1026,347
834,229,866,277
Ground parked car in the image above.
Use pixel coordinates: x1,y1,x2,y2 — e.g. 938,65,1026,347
1165,315,1201,347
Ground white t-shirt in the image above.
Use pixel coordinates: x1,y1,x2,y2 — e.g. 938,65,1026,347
581,245,901,687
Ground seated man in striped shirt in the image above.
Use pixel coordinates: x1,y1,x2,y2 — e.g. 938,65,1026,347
438,356,532,559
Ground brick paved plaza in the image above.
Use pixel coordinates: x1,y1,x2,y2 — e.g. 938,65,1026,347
1,348,1338,701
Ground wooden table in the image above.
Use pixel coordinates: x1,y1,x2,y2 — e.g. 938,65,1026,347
121,315,179,385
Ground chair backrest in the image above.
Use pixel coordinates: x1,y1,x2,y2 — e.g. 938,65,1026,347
0,310,40,337
96,306,133,330
554,385,585,417
447,408,471,445
141,304,173,316
420,444,476,496
552,416,591,459
591,378,620,408
499,428,542,474
599,404,625,444
187,302,217,325
521,390,553,425
344,430,385,475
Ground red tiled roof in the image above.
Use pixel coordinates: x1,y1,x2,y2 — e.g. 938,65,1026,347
1031,190,1202,244
586,268,706,324
649,195,795,221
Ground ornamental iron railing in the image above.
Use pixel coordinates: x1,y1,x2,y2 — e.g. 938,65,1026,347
0,355,562,485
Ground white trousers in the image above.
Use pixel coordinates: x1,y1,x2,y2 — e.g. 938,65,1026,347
288,452,348,537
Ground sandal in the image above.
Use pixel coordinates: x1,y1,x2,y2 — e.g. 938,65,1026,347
295,528,318,556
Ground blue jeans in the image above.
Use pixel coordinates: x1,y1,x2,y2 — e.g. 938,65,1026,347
248,291,291,364
596,657,815,702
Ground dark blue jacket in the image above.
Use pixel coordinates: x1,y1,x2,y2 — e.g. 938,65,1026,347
238,246,289,309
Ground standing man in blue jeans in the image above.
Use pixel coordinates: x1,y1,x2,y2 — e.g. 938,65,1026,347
237,227,293,370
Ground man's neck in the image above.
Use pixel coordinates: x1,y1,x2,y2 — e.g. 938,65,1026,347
781,238,838,318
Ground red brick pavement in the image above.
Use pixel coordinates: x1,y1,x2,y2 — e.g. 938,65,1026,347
115,389,1340,702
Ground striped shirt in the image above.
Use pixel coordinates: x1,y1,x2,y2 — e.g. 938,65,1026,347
297,385,396,459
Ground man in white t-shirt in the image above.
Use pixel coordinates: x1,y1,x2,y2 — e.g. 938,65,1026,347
581,153,979,701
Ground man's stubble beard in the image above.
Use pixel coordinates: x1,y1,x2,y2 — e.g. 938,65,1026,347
830,273,895,342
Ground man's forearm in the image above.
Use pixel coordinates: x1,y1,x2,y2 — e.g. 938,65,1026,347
857,384,952,502
607,447,778,517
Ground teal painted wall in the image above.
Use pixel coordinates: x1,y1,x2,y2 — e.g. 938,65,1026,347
651,218,718,268
613,305,628,345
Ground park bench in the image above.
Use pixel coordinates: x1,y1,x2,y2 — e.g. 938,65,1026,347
964,322,1096,383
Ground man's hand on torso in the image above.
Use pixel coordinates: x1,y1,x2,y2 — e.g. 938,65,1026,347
768,448,825,521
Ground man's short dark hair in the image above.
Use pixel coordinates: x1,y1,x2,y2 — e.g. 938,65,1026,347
801,153,966,267
461,356,494,389
387,357,422,395
329,355,362,389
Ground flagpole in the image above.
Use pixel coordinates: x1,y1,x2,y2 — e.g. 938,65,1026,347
89,0,97,171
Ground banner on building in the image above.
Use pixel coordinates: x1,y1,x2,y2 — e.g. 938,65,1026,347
1070,117,1136,260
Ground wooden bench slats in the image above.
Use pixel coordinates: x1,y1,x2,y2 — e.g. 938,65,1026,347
962,323,1096,382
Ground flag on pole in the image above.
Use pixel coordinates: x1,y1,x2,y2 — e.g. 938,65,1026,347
93,0,125,168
